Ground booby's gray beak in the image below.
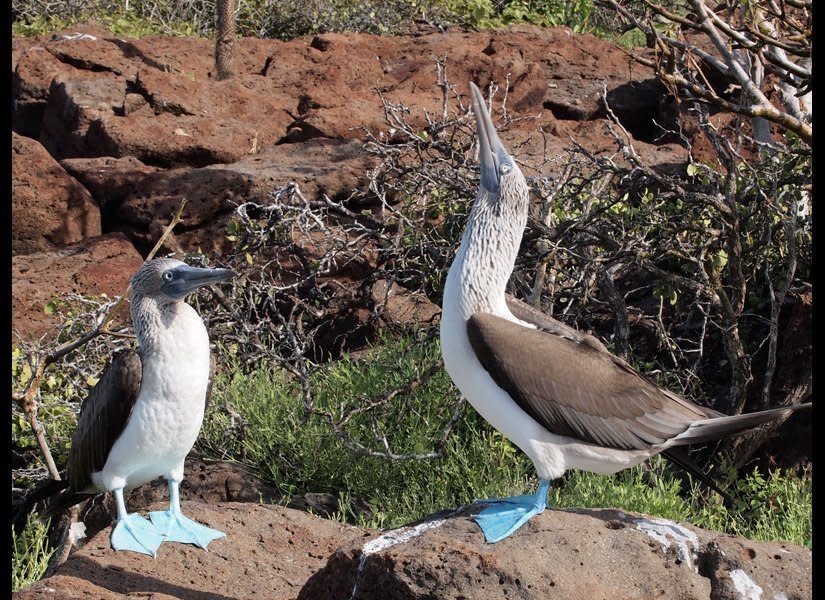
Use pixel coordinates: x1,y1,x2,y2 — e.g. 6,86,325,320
162,265,235,299
470,82,512,194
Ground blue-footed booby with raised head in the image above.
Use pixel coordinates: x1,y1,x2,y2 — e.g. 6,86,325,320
439,82,810,544
60,258,234,556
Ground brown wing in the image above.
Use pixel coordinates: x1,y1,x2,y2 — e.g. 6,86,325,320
505,295,592,345
467,312,721,450
67,349,142,494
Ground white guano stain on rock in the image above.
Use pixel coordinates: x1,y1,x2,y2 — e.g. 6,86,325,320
730,568,763,599
350,519,447,600
362,519,446,555
633,517,699,570
69,521,87,547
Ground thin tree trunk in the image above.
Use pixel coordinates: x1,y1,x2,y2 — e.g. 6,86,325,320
215,0,236,81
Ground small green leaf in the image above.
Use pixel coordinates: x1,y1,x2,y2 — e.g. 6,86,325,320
712,249,728,270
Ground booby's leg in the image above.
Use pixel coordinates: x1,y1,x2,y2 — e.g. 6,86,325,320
473,479,550,543
149,480,225,549
110,488,164,556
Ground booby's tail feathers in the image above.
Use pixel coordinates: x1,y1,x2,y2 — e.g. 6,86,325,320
669,404,809,448
38,488,91,520
662,448,734,507
13,477,71,532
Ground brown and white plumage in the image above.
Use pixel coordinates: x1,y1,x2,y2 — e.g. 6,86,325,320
469,302,797,453
43,258,233,556
68,349,142,497
439,82,809,543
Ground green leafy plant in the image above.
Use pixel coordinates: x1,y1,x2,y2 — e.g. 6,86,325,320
12,513,55,592
690,464,812,548
199,334,535,529
551,455,811,548
12,0,615,40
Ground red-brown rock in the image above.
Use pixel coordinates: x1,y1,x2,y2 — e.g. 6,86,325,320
14,504,810,600
13,23,693,168
11,233,143,341
300,507,811,600
11,22,699,273
12,132,101,255
371,280,441,329
61,138,379,256
14,502,373,600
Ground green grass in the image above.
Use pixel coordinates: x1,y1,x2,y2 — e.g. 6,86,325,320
691,465,813,548
10,333,811,588
11,10,200,38
199,335,812,547
12,0,635,43
12,514,55,592
199,334,536,529
552,457,812,548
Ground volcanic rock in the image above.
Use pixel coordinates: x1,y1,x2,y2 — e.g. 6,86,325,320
14,503,811,600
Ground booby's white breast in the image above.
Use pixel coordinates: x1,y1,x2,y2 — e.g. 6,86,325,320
92,303,211,491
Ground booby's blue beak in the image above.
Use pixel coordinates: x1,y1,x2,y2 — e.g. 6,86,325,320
470,82,515,195
161,265,235,299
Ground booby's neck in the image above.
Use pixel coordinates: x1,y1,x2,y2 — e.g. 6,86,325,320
446,172,530,319
131,296,209,355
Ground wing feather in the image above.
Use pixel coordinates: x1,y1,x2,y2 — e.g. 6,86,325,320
467,312,718,451
67,349,142,494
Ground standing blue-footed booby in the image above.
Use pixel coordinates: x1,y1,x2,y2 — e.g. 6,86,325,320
63,258,234,556
440,82,809,544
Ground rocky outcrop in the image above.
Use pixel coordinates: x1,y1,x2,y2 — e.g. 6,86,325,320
13,23,686,162
15,501,810,600
59,138,379,257
303,507,811,600
12,22,699,340
11,233,144,340
12,131,101,255
14,502,372,600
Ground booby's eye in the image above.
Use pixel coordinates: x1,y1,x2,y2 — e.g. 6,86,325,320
500,164,511,175
162,271,174,282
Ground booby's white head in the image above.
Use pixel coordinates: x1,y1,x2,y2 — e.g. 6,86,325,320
130,258,235,305
129,258,235,346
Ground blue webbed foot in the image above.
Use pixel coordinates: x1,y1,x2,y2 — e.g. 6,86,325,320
149,509,225,549
110,513,164,556
473,480,550,543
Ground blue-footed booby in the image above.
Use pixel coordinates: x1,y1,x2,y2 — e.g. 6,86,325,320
62,258,234,555
439,82,810,544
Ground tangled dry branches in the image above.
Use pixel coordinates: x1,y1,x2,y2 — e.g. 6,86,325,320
13,46,810,502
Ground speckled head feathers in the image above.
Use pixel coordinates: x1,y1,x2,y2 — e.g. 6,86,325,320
130,259,234,302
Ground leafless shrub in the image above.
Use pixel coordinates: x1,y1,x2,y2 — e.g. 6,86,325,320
12,294,134,496
185,80,483,461
598,0,811,145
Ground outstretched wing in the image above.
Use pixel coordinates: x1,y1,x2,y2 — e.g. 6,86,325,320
68,349,142,494
467,312,720,451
